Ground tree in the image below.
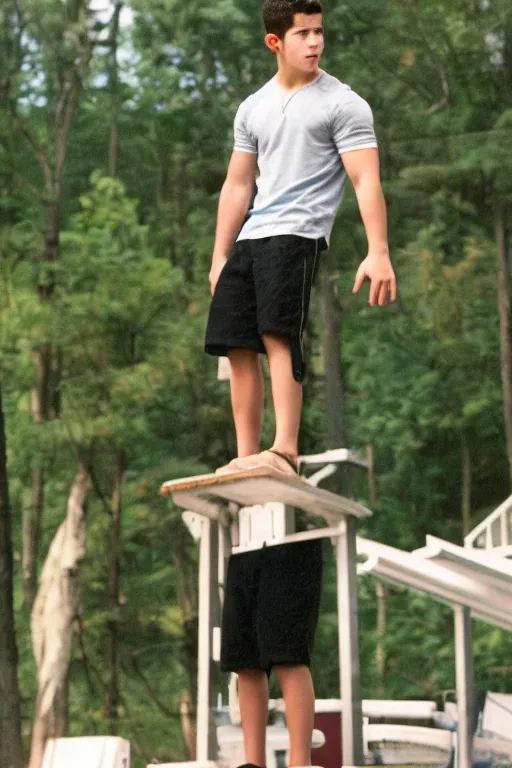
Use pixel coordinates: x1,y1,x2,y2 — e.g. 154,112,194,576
29,462,91,768
0,386,24,768
4,0,96,608
2,0,512,762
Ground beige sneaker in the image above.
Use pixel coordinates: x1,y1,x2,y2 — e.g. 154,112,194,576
215,457,246,475
216,449,299,477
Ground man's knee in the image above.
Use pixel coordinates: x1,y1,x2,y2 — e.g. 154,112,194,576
237,667,267,677
273,663,310,680
261,332,291,351
228,348,260,367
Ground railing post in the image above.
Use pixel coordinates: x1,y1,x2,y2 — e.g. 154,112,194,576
454,606,475,768
501,510,509,547
337,517,364,767
196,517,221,763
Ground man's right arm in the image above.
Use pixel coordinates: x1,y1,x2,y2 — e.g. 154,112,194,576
209,150,257,295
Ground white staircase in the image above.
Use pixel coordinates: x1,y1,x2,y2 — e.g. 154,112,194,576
465,495,512,556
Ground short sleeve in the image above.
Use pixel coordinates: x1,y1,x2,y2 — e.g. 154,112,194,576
233,104,257,154
331,93,378,154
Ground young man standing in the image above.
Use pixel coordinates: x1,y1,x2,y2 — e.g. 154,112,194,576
205,1,396,767
206,0,395,478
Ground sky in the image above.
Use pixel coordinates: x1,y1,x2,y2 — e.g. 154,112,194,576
89,0,134,30
88,0,139,83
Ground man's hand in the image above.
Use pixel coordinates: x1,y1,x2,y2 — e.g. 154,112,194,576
353,251,397,306
209,255,228,296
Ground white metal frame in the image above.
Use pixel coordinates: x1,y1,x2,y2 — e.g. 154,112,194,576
173,474,512,768
357,535,512,768
464,495,512,554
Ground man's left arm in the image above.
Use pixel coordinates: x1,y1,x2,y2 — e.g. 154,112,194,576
341,147,396,307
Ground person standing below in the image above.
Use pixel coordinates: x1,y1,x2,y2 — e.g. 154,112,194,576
205,2,396,767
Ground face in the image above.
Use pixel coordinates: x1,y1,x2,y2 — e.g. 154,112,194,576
266,13,324,72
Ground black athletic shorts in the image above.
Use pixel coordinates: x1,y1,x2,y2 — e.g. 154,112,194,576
205,235,327,383
220,539,323,674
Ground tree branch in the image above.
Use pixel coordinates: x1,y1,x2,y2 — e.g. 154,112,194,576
127,657,182,720
12,112,53,189
56,86,79,185
74,614,97,696
13,171,44,202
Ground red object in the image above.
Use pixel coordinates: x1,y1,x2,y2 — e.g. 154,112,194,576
314,711,342,768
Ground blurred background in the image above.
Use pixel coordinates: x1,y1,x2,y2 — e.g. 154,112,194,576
1,0,512,766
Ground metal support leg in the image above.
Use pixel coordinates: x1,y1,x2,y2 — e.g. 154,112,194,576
337,517,364,766
196,517,220,763
454,605,474,768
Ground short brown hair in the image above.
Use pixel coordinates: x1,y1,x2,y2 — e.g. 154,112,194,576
262,0,323,39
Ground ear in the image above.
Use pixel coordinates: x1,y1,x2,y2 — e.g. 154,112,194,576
264,32,281,53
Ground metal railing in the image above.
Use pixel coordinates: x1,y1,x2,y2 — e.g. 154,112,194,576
464,495,512,553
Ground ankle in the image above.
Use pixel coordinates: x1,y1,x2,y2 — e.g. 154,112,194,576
271,446,298,463
237,447,260,458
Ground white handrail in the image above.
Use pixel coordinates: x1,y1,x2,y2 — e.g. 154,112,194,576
465,495,512,550
299,448,369,469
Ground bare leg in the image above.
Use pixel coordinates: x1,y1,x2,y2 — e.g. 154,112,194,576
237,669,269,768
274,665,315,767
262,334,302,463
227,349,264,458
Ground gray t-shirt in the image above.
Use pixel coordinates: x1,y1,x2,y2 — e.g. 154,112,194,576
234,71,377,245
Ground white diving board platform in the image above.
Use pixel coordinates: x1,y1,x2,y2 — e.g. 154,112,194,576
161,466,372,525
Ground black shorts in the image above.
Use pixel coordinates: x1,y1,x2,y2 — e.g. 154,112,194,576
220,539,323,674
205,235,327,383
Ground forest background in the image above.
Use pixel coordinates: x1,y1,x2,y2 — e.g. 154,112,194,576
1,0,512,766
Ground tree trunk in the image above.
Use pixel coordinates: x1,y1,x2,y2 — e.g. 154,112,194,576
23,467,45,608
25,334,61,608
10,11,93,762
180,690,196,761
103,1,125,711
22,0,90,645
105,19,125,712
54,672,70,738
29,462,90,768
25,203,63,606
106,448,125,732
376,581,388,693
319,261,345,448
0,388,24,768
108,1,123,178
174,529,198,760
38,202,60,299
496,206,512,486
461,436,472,539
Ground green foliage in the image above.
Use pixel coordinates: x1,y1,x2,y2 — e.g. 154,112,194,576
2,0,512,765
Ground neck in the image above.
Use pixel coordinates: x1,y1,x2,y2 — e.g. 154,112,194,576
274,61,322,91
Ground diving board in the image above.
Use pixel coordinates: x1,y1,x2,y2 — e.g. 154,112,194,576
161,466,371,525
